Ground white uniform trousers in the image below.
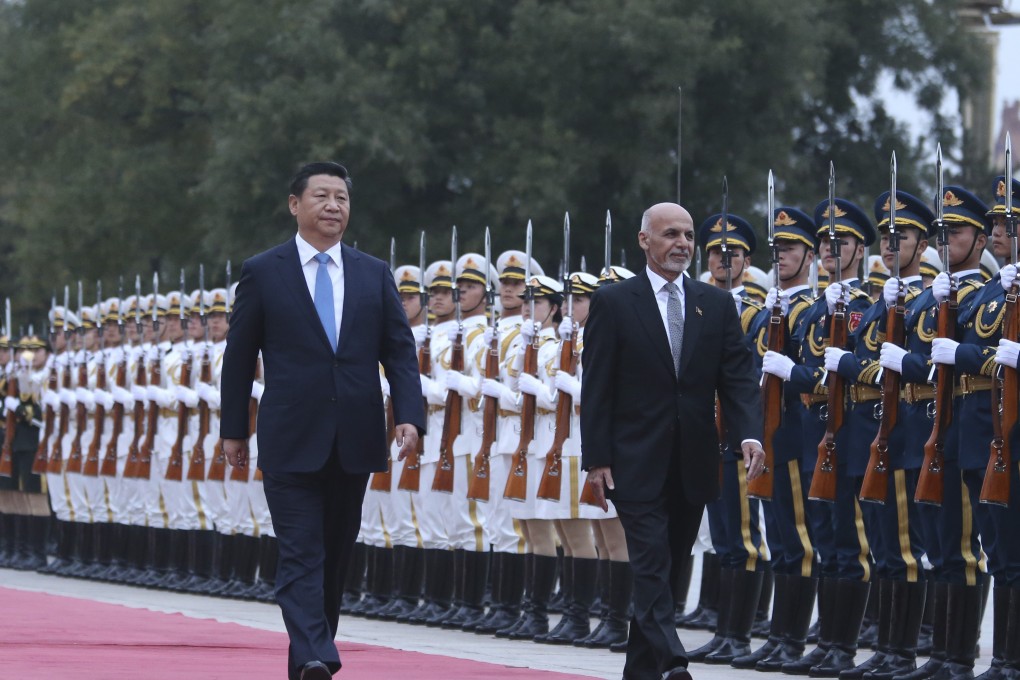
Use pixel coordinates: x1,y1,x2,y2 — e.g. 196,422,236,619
408,461,449,550
380,462,419,548
483,454,526,554
47,470,74,522
246,439,273,538
158,418,206,530
359,489,387,547
438,454,485,552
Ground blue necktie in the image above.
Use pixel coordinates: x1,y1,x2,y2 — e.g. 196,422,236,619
313,252,337,352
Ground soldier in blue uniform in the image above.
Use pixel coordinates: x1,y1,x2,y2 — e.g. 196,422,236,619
763,197,875,676
734,207,820,672
826,190,934,679
879,186,990,680
686,213,767,664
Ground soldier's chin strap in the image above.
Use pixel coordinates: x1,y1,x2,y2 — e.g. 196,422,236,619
948,228,982,272
899,237,924,271
780,244,810,284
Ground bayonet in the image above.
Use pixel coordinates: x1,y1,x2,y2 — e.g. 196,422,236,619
1008,133,1016,266
178,270,186,325
63,286,70,341
451,227,461,329
768,170,778,291
152,273,160,333
49,294,56,340
389,238,396,277
891,151,901,280
117,276,125,338
525,220,535,330
484,227,495,328
722,175,731,289
77,281,85,342
564,213,572,319
225,261,232,317
4,299,10,346
134,275,143,336
580,255,587,273
96,281,105,352
603,211,612,279
199,263,208,344
828,161,842,290
419,231,429,338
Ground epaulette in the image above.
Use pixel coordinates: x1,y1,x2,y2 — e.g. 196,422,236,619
847,287,871,301
788,297,813,329
740,299,764,331
957,278,984,304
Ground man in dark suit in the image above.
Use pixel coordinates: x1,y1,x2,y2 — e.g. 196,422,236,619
580,202,765,680
219,162,425,680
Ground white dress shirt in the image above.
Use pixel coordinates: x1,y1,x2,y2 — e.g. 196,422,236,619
295,232,345,346
646,265,685,348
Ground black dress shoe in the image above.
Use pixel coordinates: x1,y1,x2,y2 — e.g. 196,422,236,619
662,667,693,679
299,660,332,680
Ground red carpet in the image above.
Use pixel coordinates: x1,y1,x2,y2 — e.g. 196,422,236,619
0,587,597,679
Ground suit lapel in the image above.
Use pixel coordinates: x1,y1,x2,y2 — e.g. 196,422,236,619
631,271,676,378
678,277,702,376
274,237,335,354
336,244,362,357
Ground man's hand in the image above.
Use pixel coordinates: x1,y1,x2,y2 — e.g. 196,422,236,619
395,424,419,461
742,440,767,481
585,466,615,512
222,438,249,469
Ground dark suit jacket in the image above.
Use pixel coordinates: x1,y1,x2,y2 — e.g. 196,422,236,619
580,269,763,505
219,237,425,474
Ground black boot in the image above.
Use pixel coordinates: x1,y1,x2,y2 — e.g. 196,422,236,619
340,541,367,613
507,554,557,639
583,560,631,648
39,519,70,574
674,553,694,625
475,552,525,634
577,558,612,645
496,553,535,637
704,568,765,663
679,552,720,630
687,567,738,661
406,549,454,625
927,583,983,680
224,535,260,599
157,530,191,590
102,523,128,581
734,571,796,669
378,545,423,621
351,546,385,617
254,535,278,603
842,578,892,679
894,580,949,680
973,584,1009,680
808,578,871,677
9,514,31,570
462,549,500,631
195,532,230,594
534,555,573,642
1000,587,1020,680
174,529,210,592
139,527,170,587
756,574,819,671
443,550,488,629
781,576,835,675
752,565,775,639
537,556,598,644
363,547,395,618
0,512,11,567
858,579,881,651
425,548,461,626
918,573,937,656
21,515,48,571
865,579,927,679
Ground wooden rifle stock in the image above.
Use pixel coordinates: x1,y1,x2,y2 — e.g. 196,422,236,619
538,328,577,501
165,354,191,481
187,349,211,481
809,300,847,502
47,361,72,474
504,339,538,501
432,328,464,493
100,353,128,477
981,282,1018,505
467,331,500,502
398,337,429,492
230,395,258,482
82,353,106,477
137,355,159,480
749,303,786,500
124,351,148,478
0,371,17,477
916,292,957,505
65,360,89,474
32,365,58,474
369,398,396,492
860,294,905,503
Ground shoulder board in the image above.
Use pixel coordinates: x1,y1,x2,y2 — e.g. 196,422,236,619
957,279,983,303
741,297,764,312
847,287,870,300
740,303,762,331
788,299,812,328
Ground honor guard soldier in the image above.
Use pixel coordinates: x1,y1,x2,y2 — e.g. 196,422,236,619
687,212,768,665
738,207,819,672
826,190,934,679
878,187,988,680
763,196,875,676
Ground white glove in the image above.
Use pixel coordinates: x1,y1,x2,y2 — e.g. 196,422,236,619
481,378,518,411
203,385,221,409
43,390,60,410
147,346,161,362
196,382,212,403
445,370,479,397
520,320,539,343
112,385,134,407
554,371,582,402
879,342,907,374
130,385,147,402
54,353,69,369
59,388,77,407
482,326,496,347
250,381,265,402
420,375,446,405
411,324,427,349
764,287,789,315
932,272,951,303
1001,264,1018,291
94,390,115,411
107,346,124,365
4,395,19,414
148,385,172,409
75,387,95,410
995,338,1020,369
558,317,574,340
761,351,795,380
931,338,959,366
824,347,850,373
446,326,463,343
517,373,556,410
883,277,902,308
380,375,390,398
175,385,199,409
825,283,847,314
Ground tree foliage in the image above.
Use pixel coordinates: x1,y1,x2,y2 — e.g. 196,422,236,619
0,0,988,322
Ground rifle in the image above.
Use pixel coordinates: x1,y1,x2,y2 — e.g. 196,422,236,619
433,227,462,494
206,263,230,482
505,221,537,501
982,132,1016,506
65,282,87,475
32,297,58,475
580,211,612,507
123,276,146,478
538,214,575,501
166,270,190,482
0,299,17,477
398,231,428,492
136,272,160,481
101,281,127,477
809,162,845,502
48,287,72,475
370,239,398,493
860,152,904,504
916,156,956,506
468,228,498,502
187,266,210,482
83,282,107,477
749,171,779,500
